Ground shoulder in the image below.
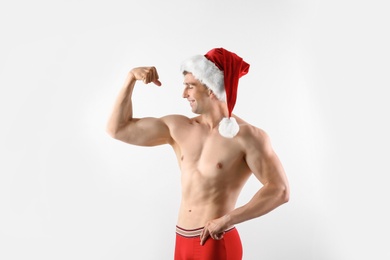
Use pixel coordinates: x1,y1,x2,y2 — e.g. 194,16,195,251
160,114,202,130
160,114,193,125
235,116,268,140
235,116,271,151
160,115,203,146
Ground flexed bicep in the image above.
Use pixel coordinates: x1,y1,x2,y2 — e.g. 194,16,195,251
107,66,169,146
117,116,172,146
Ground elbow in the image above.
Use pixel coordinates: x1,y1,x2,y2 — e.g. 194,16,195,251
272,184,289,205
280,185,290,204
106,125,119,139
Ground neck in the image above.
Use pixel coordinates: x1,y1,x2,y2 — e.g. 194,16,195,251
200,102,229,130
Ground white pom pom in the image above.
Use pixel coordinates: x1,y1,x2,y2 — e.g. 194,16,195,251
218,117,240,138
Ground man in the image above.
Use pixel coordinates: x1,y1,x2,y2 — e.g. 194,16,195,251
106,48,289,260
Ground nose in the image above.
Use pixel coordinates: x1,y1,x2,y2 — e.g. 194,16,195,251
182,88,188,98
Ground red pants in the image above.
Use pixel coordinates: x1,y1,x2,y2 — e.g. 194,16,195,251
174,226,243,260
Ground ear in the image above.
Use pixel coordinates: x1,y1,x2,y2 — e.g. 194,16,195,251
208,89,218,99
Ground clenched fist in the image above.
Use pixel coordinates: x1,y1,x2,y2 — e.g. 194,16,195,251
130,66,162,86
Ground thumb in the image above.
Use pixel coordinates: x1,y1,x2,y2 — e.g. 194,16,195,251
153,79,162,87
216,231,225,240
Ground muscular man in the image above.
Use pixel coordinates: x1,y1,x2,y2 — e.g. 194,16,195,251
106,48,289,260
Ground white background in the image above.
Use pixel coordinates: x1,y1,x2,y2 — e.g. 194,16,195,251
1,0,389,259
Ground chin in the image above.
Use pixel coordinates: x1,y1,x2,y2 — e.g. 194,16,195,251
191,109,201,115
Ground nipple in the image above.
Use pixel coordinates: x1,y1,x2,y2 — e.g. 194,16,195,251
216,162,223,169
181,155,184,161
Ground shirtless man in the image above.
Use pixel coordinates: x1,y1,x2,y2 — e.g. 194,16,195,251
106,48,289,259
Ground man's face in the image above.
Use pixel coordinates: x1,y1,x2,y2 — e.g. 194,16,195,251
182,73,210,114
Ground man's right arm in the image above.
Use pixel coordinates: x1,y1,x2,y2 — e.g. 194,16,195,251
106,67,172,146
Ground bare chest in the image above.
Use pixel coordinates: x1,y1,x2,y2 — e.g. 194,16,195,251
173,128,248,180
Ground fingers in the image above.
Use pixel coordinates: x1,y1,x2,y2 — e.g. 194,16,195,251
200,227,225,246
199,216,230,245
153,79,162,86
143,67,161,86
214,231,225,240
148,67,161,86
131,66,162,86
200,228,209,246
144,67,153,84
151,68,162,86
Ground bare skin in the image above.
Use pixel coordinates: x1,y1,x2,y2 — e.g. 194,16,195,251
107,66,289,246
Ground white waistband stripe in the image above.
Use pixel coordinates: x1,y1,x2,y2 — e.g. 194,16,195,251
175,226,235,238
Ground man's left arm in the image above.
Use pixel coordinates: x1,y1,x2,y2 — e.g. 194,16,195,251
200,128,289,245
228,128,289,224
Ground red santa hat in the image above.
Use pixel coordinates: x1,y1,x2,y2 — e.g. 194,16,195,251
180,48,250,138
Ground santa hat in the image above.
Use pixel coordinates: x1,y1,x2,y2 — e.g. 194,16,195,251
180,48,250,138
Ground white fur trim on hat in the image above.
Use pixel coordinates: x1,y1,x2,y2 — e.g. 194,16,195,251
218,117,239,138
180,55,226,101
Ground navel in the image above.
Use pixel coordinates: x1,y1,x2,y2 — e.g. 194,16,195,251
216,162,223,169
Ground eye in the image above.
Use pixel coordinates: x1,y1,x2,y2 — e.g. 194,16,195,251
183,83,195,90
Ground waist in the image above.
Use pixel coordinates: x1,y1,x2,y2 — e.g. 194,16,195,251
177,201,235,227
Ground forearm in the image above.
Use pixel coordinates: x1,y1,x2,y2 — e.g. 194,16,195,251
226,184,289,226
106,72,136,136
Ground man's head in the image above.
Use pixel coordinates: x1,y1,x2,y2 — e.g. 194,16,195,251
180,48,250,138
181,54,226,102
182,72,218,115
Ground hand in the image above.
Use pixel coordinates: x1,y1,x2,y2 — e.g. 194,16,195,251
200,215,231,246
130,66,162,86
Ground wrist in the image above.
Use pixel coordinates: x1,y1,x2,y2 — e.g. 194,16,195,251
123,72,137,89
127,71,137,81
223,214,233,227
